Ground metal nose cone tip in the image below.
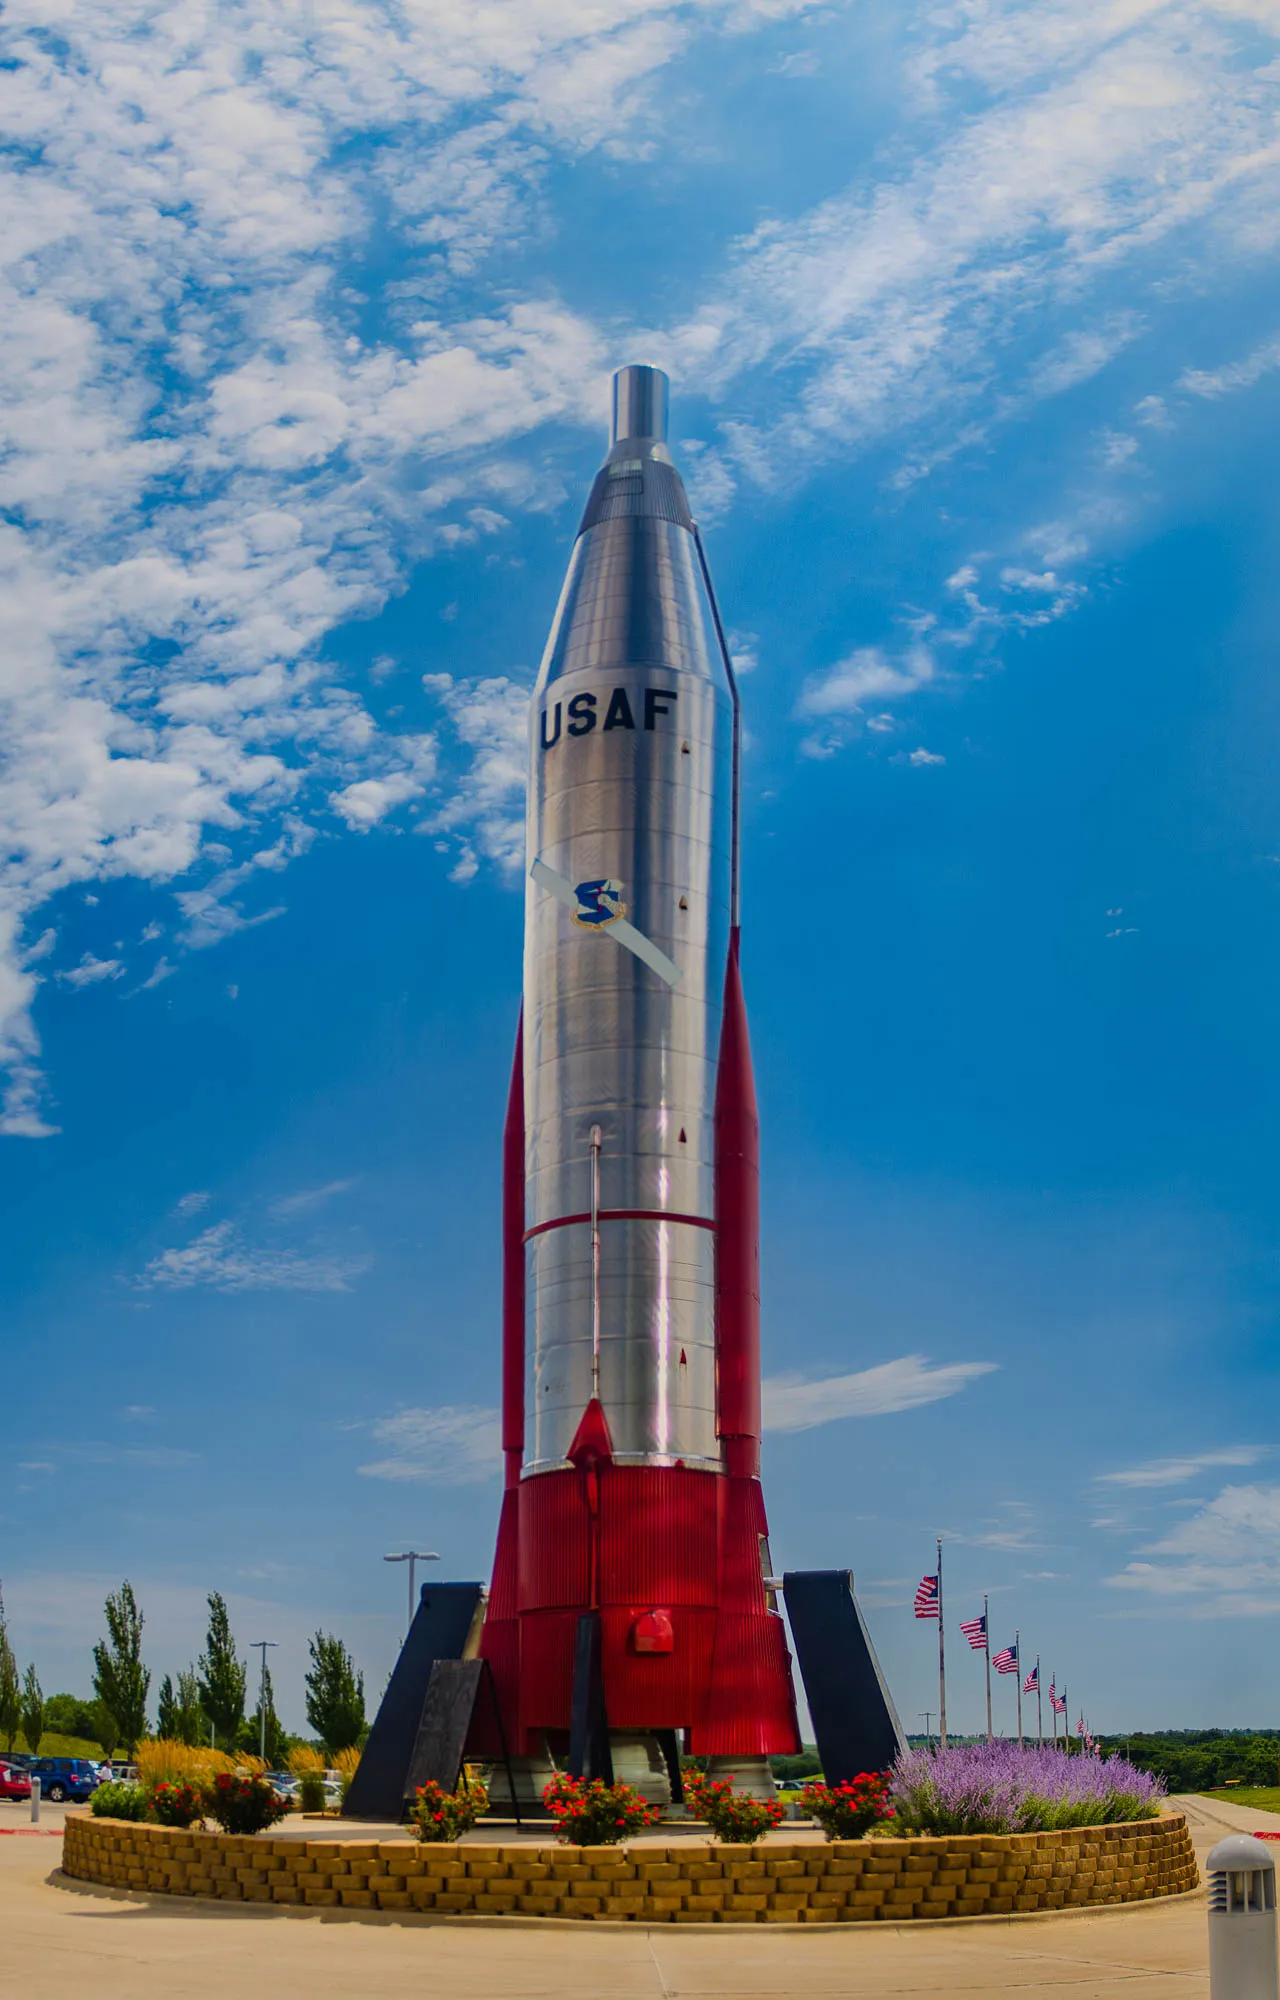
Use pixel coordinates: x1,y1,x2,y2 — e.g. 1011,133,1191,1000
611,363,668,446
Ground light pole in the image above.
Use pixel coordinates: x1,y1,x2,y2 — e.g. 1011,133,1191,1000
384,1551,440,1642
250,1641,278,1764
919,1711,935,1746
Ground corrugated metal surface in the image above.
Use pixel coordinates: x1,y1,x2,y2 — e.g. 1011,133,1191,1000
599,1464,721,1605
517,1469,590,1611
696,1609,799,1756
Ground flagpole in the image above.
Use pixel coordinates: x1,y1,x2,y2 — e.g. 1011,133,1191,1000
1036,1656,1042,1746
1063,1686,1068,1754
937,1537,947,1750
1015,1630,1023,1749
983,1593,992,1742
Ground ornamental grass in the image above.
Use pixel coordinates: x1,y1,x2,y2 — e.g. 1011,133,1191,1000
889,1742,1166,1836
135,1740,238,1790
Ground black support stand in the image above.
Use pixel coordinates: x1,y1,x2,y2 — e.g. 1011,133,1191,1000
567,1611,613,1783
344,1581,486,1821
783,1570,905,1781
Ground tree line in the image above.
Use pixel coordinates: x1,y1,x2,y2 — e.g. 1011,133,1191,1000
1096,1730,1280,1792
0,1581,367,1763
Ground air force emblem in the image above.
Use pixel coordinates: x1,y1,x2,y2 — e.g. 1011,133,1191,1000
572,878,625,928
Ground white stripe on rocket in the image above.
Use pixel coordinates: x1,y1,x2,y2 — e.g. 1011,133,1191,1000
530,857,682,988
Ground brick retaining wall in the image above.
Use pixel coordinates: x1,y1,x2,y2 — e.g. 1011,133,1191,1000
62,1812,1197,1923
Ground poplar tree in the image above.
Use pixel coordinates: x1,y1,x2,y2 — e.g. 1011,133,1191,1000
19,1664,43,1756
91,1581,151,1755
175,1669,204,1747
197,1594,245,1748
247,1662,285,1765
0,1590,20,1753
156,1675,179,1740
304,1633,365,1754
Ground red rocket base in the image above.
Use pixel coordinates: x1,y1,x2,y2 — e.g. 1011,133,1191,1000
474,934,801,1760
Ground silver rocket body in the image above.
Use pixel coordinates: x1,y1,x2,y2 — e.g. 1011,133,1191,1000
523,366,736,1475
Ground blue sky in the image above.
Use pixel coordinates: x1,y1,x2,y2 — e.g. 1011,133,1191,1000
4,0,1280,1738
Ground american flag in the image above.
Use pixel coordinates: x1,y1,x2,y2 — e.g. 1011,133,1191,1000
1077,1715,1085,1735
959,1612,987,1651
1023,1662,1039,1694
992,1642,1019,1675
914,1574,940,1619
1049,1679,1066,1715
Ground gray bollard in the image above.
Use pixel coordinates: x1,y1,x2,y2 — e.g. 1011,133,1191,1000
1208,1834,1279,2000
29,1771,39,1825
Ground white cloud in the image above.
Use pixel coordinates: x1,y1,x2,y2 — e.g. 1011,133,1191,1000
56,953,124,988
358,1405,502,1484
761,1353,997,1432
1107,1482,1280,1614
173,1190,210,1216
331,737,439,832
268,1178,359,1218
0,0,819,1130
4,0,1280,1129
1099,1446,1266,1489
797,645,935,718
907,746,945,767
1180,331,1280,400
421,674,532,875
136,1221,368,1293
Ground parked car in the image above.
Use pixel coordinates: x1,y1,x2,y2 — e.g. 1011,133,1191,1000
0,1761,32,1801
28,1757,102,1803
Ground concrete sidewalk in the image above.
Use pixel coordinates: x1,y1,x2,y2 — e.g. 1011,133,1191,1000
0,1793,1261,1999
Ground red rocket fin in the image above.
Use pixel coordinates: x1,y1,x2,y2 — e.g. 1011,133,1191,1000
567,1397,614,1467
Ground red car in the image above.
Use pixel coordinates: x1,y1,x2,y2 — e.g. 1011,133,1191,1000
0,1762,32,1801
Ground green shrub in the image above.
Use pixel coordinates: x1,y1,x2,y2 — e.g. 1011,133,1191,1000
297,1772,327,1813
148,1781,202,1828
803,1773,894,1837
202,1771,290,1835
542,1775,659,1844
90,1781,148,1821
409,1776,489,1842
685,1774,785,1843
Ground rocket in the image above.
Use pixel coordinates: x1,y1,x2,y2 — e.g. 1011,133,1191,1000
478,365,800,1794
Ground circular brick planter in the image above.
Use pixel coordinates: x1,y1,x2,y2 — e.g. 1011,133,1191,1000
62,1811,1197,1923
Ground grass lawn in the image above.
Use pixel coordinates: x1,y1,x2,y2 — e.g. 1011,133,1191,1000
6,1733,105,1760
1203,1787,1280,1813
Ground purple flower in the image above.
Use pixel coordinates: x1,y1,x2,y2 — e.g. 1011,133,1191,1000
889,1743,1165,1835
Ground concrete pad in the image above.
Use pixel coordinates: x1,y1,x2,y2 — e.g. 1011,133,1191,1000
0,1793,1250,1999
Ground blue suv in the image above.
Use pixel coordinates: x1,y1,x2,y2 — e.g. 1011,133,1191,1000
30,1757,101,1803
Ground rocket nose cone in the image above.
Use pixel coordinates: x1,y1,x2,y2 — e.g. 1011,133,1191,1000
611,364,668,447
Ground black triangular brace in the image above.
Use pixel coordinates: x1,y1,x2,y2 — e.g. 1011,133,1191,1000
403,1656,521,1827
783,1569,906,1781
